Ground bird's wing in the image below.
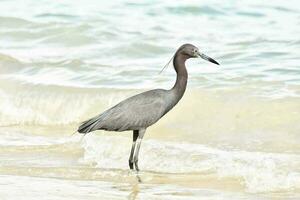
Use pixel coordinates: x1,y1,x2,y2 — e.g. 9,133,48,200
78,89,168,133
100,90,167,131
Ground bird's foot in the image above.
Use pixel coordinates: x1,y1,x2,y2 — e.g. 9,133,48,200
129,160,134,170
134,160,139,171
129,159,140,171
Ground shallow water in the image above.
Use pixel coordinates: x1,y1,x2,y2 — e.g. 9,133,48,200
0,0,300,199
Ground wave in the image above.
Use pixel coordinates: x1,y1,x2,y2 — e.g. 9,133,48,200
0,80,299,141
81,134,300,193
0,16,34,28
0,79,132,126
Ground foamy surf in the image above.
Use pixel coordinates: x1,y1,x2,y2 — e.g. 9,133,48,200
81,134,300,193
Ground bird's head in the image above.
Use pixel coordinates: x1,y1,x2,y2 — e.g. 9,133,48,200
177,43,219,65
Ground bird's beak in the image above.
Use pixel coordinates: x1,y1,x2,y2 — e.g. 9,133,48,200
196,52,220,65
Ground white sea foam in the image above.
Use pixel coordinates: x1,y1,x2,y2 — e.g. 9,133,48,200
81,134,300,193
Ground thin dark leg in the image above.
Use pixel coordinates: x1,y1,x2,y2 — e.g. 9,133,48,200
129,130,139,170
133,129,146,171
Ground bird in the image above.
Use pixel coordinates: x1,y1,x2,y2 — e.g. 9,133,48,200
78,44,219,171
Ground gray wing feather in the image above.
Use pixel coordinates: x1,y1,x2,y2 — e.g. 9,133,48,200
78,89,168,133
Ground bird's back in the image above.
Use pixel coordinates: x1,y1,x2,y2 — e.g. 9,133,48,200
78,89,175,133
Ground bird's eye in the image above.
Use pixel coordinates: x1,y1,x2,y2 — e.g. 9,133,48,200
194,49,198,53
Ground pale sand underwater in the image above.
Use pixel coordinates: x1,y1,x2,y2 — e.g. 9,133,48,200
1,0,300,199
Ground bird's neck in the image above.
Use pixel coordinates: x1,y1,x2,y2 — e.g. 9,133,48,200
171,53,188,101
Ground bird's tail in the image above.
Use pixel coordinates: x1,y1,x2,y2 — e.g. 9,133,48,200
77,114,102,134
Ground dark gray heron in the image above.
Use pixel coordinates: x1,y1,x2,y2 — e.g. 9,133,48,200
78,44,219,171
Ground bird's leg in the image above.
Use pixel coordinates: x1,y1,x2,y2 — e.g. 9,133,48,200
129,130,139,170
133,129,146,171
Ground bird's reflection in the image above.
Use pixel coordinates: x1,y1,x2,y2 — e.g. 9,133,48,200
127,173,142,200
